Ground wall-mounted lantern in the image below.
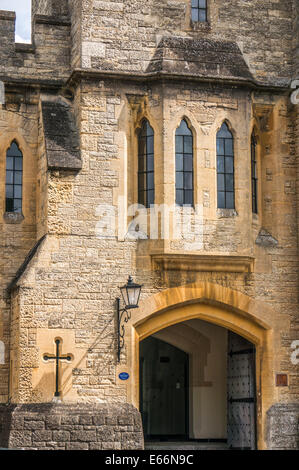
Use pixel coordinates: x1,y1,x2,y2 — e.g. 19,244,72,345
117,276,142,362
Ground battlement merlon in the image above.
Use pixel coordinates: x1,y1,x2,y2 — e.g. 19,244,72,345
0,7,71,85
32,0,69,17
0,10,16,50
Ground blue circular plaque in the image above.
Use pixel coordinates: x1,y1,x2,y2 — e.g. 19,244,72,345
119,372,130,381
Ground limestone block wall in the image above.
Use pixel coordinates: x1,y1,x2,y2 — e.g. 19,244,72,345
0,403,144,450
5,77,297,411
0,87,40,403
77,0,295,85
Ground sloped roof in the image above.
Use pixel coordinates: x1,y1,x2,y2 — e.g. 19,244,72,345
41,98,82,170
147,37,253,82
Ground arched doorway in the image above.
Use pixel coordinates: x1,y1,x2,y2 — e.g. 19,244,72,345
125,282,275,449
139,319,257,449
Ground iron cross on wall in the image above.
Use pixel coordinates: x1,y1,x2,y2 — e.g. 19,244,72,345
43,339,72,397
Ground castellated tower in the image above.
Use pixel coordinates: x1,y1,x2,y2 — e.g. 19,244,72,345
0,0,298,450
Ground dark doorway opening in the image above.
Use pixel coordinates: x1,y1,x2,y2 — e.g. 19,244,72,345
140,336,189,441
139,324,257,449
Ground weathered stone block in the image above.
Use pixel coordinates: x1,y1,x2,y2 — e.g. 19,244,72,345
70,430,96,442
52,430,70,442
32,430,53,442
267,404,299,450
0,403,143,450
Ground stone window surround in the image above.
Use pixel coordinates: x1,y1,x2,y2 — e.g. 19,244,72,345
131,116,261,223
186,0,217,32
0,135,32,225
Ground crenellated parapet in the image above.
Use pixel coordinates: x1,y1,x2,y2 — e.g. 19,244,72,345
0,2,71,86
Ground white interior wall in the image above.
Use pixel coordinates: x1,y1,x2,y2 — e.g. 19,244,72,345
154,318,227,439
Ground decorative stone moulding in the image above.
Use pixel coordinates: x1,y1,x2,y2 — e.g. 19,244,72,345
151,253,255,273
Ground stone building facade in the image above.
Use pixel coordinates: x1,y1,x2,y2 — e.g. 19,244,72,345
0,0,298,450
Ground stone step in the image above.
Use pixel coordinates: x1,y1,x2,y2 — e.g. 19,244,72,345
145,441,229,450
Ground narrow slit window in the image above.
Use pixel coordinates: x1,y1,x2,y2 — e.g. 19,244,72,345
251,132,258,214
138,120,155,208
216,122,234,209
191,0,207,22
6,141,23,213
176,119,194,207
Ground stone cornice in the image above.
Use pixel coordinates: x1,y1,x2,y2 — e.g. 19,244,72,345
65,68,290,94
151,253,255,273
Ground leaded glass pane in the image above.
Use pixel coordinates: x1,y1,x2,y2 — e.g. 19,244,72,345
177,119,191,136
138,120,155,208
6,141,22,157
176,135,183,153
147,135,154,154
216,123,234,209
176,154,183,171
191,0,207,23
251,132,258,214
175,119,194,206
14,199,22,212
147,173,154,189
184,136,193,153
184,156,193,172
6,157,14,170
6,185,13,198
176,190,184,206
217,156,225,173
225,174,234,192
226,157,234,174
147,155,154,172
217,122,232,138
198,9,207,22
217,191,225,209
225,139,233,156
14,186,22,199
176,172,183,189
191,8,198,22
138,137,146,156
226,192,234,209
217,138,224,155
185,190,193,205
6,171,13,184
184,172,193,189
217,174,225,191
6,198,14,212
15,157,23,171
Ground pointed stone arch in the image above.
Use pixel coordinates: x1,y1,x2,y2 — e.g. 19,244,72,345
121,281,277,450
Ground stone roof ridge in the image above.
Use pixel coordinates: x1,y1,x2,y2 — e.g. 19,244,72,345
147,36,254,83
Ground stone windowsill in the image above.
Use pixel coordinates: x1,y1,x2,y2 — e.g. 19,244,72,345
151,253,254,273
3,212,24,224
216,208,238,218
15,43,35,54
190,21,212,33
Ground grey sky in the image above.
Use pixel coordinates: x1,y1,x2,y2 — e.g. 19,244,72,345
0,0,31,43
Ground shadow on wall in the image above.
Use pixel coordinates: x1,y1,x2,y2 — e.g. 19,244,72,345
0,341,4,365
